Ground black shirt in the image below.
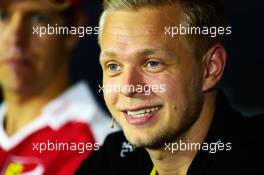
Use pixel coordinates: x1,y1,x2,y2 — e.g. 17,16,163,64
76,93,264,175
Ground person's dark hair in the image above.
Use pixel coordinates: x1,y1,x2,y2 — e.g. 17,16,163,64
48,0,83,26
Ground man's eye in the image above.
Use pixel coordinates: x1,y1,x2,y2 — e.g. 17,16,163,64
107,63,120,72
147,60,160,68
145,60,164,73
31,13,48,24
0,9,8,21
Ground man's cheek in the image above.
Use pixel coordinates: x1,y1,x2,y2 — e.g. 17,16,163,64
150,80,172,98
104,90,114,104
103,81,117,102
104,91,119,117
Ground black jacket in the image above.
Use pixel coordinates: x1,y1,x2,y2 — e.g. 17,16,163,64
76,93,264,175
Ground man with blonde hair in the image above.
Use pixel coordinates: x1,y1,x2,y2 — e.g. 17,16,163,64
77,0,264,174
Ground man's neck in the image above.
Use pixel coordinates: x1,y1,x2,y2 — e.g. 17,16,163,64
146,92,217,175
3,72,70,136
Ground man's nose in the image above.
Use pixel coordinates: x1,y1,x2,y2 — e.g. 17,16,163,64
5,13,30,49
120,66,145,97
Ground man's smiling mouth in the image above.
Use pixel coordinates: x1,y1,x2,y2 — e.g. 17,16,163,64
120,105,162,125
126,106,160,118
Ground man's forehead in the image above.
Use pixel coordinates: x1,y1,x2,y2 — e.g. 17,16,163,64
100,46,175,60
100,7,189,62
103,6,183,34
101,11,181,47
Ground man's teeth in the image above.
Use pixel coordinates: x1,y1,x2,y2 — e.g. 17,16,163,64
127,107,159,117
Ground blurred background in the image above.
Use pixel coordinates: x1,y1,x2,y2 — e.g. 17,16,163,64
3,0,263,116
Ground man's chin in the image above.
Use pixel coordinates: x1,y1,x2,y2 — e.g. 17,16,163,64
129,139,166,150
124,133,148,148
5,82,36,95
125,133,166,149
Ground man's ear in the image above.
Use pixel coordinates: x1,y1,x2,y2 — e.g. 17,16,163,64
202,44,227,92
64,11,87,50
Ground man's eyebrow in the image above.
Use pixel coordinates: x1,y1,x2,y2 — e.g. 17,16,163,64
26,10,49,16
24,7,59,14
100,50,118,61
99,50,119,64
101,50,117,57
138,48,174,57
100,48,175,62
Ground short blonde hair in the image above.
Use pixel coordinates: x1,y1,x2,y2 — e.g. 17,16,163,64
99,0,226,59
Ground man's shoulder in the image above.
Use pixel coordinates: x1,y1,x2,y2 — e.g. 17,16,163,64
222,109,264,146
235,113,264,133
240,113,264,139
244,113,264,123
214,92,264,136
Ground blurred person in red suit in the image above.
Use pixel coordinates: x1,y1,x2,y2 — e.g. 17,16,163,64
0,0,114,174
